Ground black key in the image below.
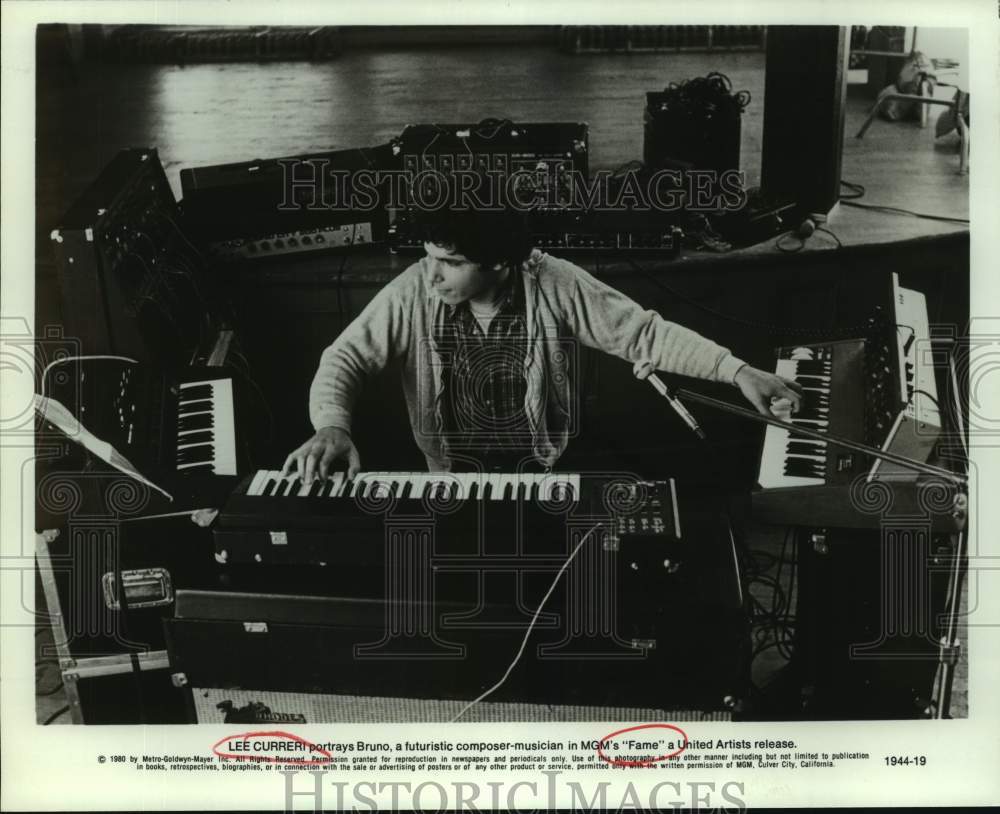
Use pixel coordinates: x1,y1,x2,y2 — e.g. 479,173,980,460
260,478,276,496
503,482,514,501
784,460,824,477
308,479,324,497
783,466,820,479
178,399,214,415
177,430,214,446
787,431,822,443
468,481,479,500
400,481,413,500
178,414,214,432
786,441,825,456
177,445,214,464
483,482,493,499
792,360,829,376
515,481,527,501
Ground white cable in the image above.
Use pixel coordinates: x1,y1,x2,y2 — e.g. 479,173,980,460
949,354,968,457
40,355,139,397
449,522,602,723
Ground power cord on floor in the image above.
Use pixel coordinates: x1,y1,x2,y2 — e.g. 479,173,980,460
840,178,968,224
42,705,71,725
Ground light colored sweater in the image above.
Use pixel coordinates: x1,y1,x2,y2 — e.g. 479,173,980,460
310,249,746,471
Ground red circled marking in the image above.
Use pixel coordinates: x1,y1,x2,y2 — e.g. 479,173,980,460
596,722,688,767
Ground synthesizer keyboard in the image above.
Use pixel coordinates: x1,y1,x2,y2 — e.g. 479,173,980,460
752,337,960,532
214,470,680,565
42,358,245,502
175,378,237,475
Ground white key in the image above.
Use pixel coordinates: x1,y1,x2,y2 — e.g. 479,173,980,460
569,474,581,501
522,473,542,500
403,473,426,499
328,472,345,497
487,473,505,501
455,473,473,500
247,469,269,496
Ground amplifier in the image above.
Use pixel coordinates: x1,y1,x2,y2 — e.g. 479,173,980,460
761,26,849,219
180,144,395,260
394,120,588,223
792,527,957,719
165,585,749,717
165,486,749,717
396,120,589,186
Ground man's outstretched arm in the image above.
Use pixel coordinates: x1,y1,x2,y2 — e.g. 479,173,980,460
556,261,802,413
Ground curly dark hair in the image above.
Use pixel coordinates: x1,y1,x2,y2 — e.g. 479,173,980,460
413,207,533,269
407,171,534,269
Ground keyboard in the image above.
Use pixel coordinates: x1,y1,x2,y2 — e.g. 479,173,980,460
757,339,867,489
242,469,583,502
42,358,245,501
175,378,237,475
215,470,680,565
752,335,959,531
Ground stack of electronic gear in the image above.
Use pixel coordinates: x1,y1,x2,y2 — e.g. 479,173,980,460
180,143,396,263
50,148,225,370
388,120,682,256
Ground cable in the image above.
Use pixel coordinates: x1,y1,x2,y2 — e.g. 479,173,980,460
775,231,805,253
40,355,140,398
949,353,969,458
448,522,601,722
815,226,843,249
840,199,969,224
42,705,70,725
911,388,941,410
839,179,866,200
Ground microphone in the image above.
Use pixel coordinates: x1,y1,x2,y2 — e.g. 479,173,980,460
647,373,707,440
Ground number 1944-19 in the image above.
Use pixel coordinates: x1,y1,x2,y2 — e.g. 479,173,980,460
884,756,927,766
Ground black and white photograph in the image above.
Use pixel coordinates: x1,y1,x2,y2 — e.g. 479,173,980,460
2,1,998,810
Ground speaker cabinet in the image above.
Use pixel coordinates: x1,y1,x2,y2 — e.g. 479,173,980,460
761,26,849,219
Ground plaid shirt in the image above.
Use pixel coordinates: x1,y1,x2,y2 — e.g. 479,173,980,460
436,267,531,463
